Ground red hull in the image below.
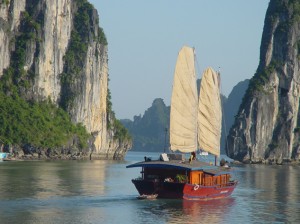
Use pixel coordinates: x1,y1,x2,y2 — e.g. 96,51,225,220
132,179,237,200
182,183,237,200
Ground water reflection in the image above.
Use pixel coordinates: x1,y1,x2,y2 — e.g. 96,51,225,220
131,197,235,224
181,198,235,224
0,152,300,224
234,164,300,223
0,161,109,200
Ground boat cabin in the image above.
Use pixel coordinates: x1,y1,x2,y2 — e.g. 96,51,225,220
189,170,232,187
127,154,233,187
141,166,232,186
126,154,237,200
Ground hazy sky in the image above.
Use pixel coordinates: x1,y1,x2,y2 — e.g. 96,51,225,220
89,0,270,120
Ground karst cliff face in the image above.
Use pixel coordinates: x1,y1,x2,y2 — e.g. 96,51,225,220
0,0,131,159
227,0,300,163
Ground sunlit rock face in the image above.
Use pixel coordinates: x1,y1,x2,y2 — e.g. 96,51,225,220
0,0,131,159
226,0,300,163
34,0,73,102
0,0,26,77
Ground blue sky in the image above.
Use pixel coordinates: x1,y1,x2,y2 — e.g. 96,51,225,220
89,0,270,119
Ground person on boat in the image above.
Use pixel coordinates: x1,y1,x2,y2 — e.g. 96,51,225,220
189,151,196,163
220,158,229,167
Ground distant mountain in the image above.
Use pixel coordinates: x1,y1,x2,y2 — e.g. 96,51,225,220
222,79,249,153
122,80,249,153
220,94,228,154
224,79,250,130
121,98,170,152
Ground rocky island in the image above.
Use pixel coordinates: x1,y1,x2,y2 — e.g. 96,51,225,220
0,0,131,160
227,0,300,164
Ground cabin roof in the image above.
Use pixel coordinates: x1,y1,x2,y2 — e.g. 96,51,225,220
126,160,231,175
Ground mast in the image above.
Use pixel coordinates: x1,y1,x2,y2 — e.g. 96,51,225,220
215,68,221,166
194,48,198,154
164,128,168,153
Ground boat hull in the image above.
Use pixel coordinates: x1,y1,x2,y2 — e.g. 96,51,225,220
182,183,237,200
132,179,184,198
132,179,237,200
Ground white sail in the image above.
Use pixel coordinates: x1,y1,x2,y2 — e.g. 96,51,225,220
170,46,198,152
197,67,222,156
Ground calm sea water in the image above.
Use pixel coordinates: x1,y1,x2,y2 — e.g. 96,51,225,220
0,151,300,224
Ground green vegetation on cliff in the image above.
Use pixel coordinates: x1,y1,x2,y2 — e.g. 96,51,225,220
0,0,105,151
106,89,131,142
60,0,107,111
0,4,41,95
269,0,300,24
0,0,129,153
0,92,89,148
0,2,85,150
0,0,10,6
238,61,281,113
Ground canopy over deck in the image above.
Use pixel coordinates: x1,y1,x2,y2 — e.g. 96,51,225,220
126,159,231,176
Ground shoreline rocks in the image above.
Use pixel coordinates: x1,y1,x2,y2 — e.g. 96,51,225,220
2,144,128,161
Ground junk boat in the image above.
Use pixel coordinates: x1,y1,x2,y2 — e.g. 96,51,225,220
127,46,237,200
127,153,237,200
